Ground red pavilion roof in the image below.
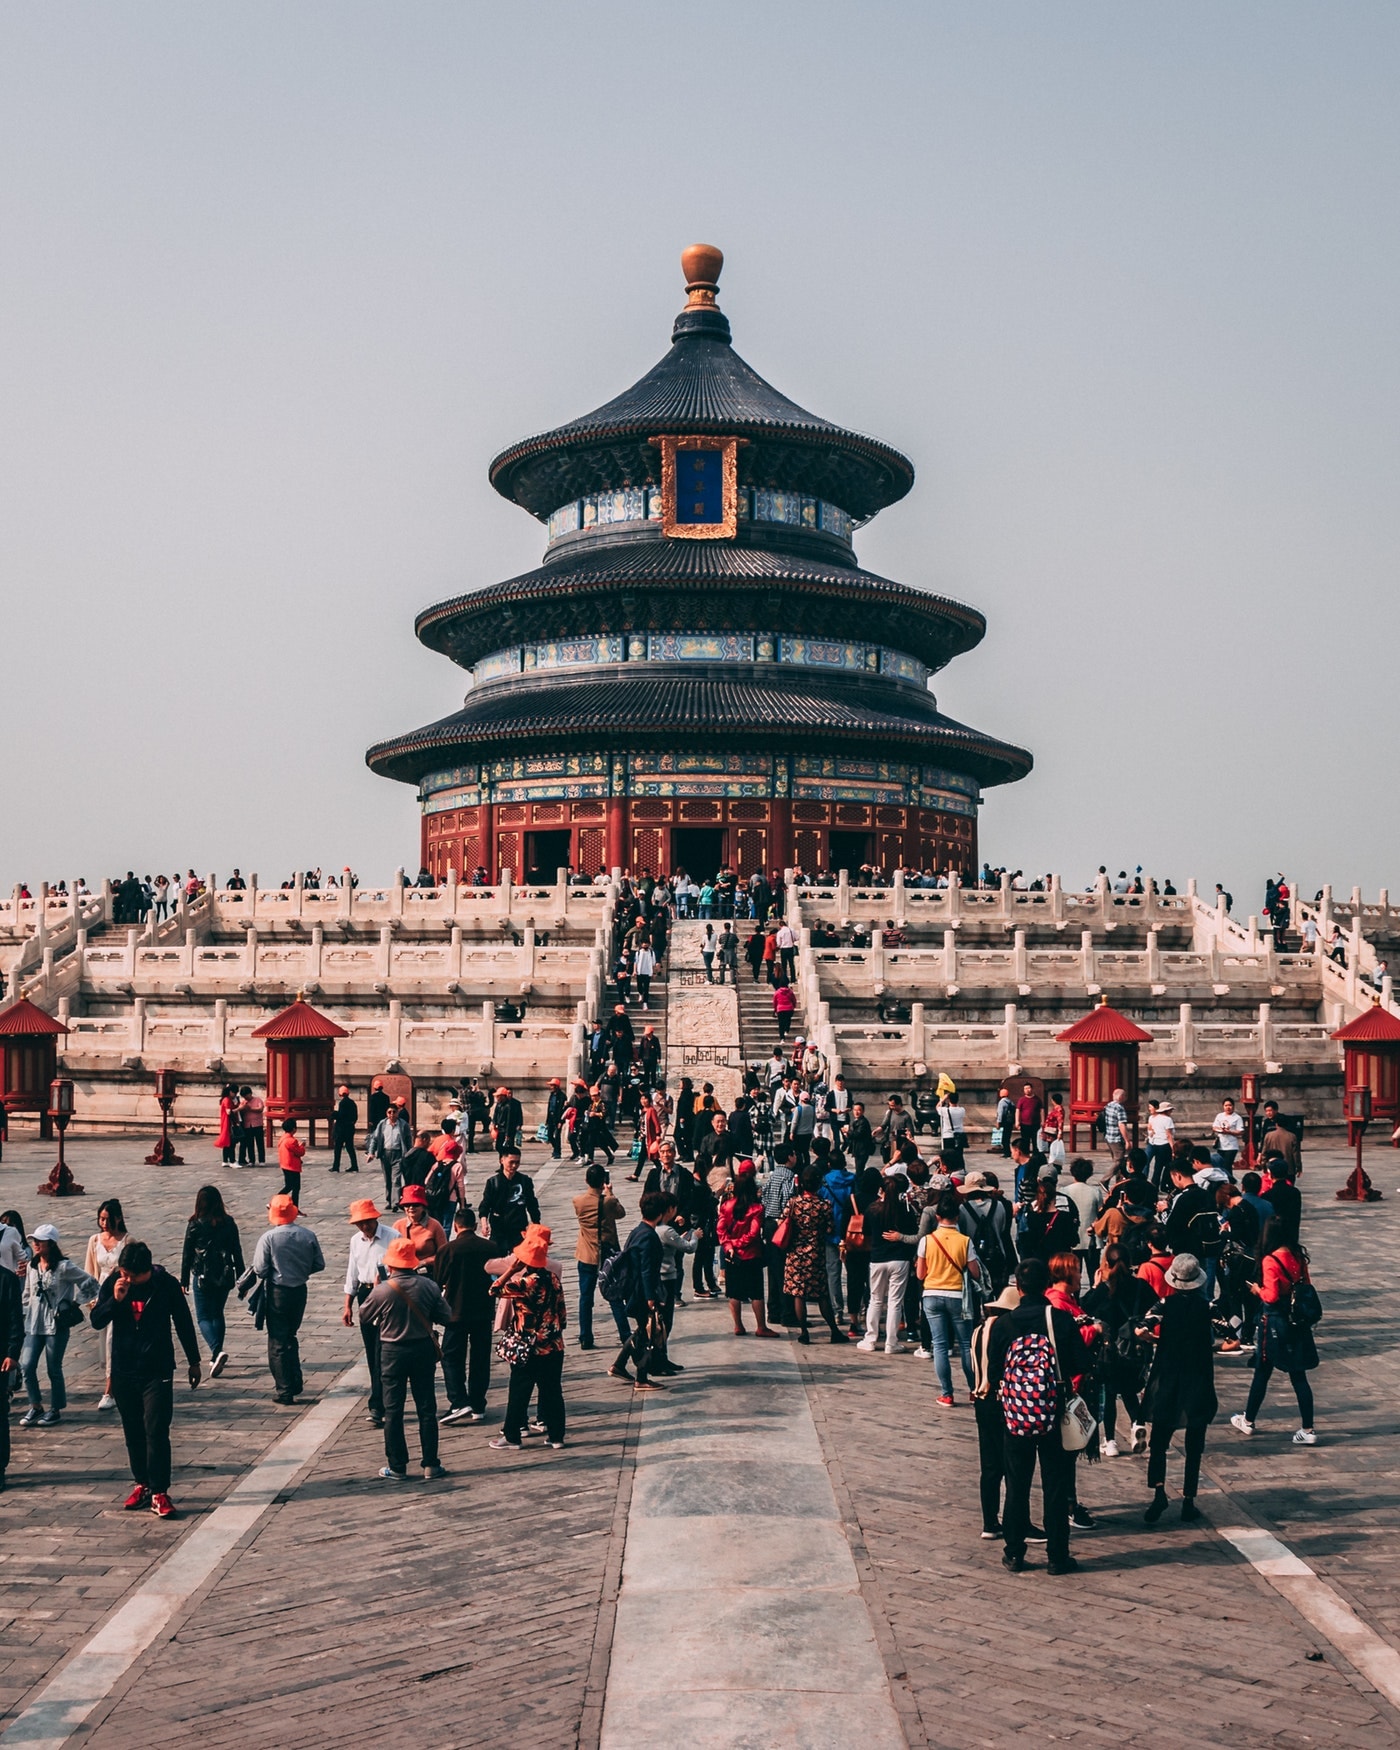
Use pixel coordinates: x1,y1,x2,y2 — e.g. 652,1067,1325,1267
0,997,68,1037
251,999,349,1041
1331,1002,1400,1043
1056,1002,1153,1045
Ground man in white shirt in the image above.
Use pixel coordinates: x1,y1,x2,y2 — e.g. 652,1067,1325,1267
342,1197,397,1429
1210,1099,1245,1173
776,920,797,983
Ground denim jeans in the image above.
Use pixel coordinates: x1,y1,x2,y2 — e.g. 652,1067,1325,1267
577,1262,630,1347
21,1326,71,1411
923,1292,973,1396
191,1280,229,1358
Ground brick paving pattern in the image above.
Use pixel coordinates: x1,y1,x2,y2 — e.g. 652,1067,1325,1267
3,1135,1400,1746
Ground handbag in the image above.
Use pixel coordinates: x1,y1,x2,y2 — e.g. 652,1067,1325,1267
56,1297,87,1331
771,1212,793,1251
1045,1307,1096,1451
989,1126,1005,1149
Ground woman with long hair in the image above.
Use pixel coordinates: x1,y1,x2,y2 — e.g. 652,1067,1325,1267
179,1185,245,1376
84,1199,128,1410
1047,1251,1103,1530
1083,1243,1156,1456
216,1083,237,1166
782,1164,847,1345
857,1172,919,1354
1231,1216,1319,1444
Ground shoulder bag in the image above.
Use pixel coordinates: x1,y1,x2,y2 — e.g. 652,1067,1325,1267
1046,1306,1096,1451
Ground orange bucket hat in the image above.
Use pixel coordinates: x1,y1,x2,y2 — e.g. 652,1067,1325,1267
347,1198,383,1224
383,1236,421,1271
513,1223,552,1269
268,1194,299,1225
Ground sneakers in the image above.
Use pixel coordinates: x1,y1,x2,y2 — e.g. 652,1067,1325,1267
1293,1427,1318,1445
1130,1422,1147,1454
1219,1338,1242,1353
935,1394,955,1409
855,1339,877,1353
210,1352,228,1378
18,1407,38,1427
98,1393,117,1412
1230,1414,1255,1436
980,1524,1001,1540
422,1464,447,1480
1002,1552,1028,1573
1047,1557,1081,1576
547,1440,565,1450
525,1419,547,1436
913,1346,933,1360
38,1409,61,1427
1025,1524,1048,1543
1070,1506,1096,1531
150,1492,175,1519
441,1406,476,1425
488,1436,521,1451
378,1466,407,1481
1102,1439,1120,1458
123,1484,151,1510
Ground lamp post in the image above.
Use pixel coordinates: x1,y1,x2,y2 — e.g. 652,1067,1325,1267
1345,1084,1372,1184
1240,1071,1260,1169
145,1066,184,1165
49,1075,74,1177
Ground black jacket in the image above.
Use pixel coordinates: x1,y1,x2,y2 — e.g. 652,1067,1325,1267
623,1221,663,1314
432,1232,495,1325
399,1146,435,1188
367,1089,391,1128
91,1266,201,1384
0,1267,21,1367
1141,1289,1218,1429
1165,1183,1219,1257
179,1214,245,1290
643,1163,697,1222
478,1171,540,1253
332,1095,358,1139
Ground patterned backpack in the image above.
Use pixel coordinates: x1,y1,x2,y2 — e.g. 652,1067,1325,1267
997,1325,1060,1438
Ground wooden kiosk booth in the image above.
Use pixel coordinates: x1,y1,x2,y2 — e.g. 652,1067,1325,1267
251,998,349,1147
1057,998,1152,1152
0,997,69,1141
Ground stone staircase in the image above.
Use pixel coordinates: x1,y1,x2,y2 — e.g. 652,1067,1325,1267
737,965,805,1065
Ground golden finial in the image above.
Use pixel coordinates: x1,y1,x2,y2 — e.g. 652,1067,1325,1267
682,244,723,309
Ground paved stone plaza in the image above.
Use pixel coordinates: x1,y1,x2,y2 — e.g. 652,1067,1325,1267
1,1134,1399,1748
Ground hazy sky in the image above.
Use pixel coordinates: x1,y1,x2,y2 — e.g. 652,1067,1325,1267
3,3,1397,913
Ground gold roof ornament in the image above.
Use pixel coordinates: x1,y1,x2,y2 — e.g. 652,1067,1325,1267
682,243,723,309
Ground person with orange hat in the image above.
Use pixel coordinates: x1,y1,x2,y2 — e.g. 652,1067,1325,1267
394,1185,448,1265
488,1224,568,1451
544,1078,567,1160
342,1198,397,1428
359,1235,452,1481
250,1195,324,1405
489,1086,523,1157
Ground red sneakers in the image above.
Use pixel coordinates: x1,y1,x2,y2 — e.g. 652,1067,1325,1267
123,1485,151,1511
150,1492,175,1519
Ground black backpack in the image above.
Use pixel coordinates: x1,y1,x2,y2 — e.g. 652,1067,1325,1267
192,1223,237,1294
598,1243,636,1306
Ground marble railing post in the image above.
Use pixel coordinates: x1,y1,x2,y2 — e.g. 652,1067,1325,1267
1013,929,1028,984
450,927,463,983
481,1000,496,1073
1003,1002,1019,1065
1146,930,1161,982
893,867,906,925
378,927,393,981
943,928,958,984
1258,1002,1274,1062
947,869,962,924
246,927,258,981
910,1001,926,1062
310,926,323,983
1179,1003,1194,1062
1080,929,1095,986
837,867,850,926
522,926,536,987
214,999,227,1059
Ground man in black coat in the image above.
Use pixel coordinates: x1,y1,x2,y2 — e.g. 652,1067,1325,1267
433,1207,496,1422
91,1241,202,1516
478,1150,540,1256
489,1087,524,1156
331,1085,359,1174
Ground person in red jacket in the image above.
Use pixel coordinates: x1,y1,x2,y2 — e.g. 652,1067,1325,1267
1230,1218,1318,1444
716,1171,777,1337
772,979,797,1042
278,1119,306,1206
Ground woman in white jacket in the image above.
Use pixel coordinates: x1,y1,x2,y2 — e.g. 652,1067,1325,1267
20,1224,98,1426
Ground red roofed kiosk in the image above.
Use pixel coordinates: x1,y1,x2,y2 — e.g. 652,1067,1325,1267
251,998,349,1148
1057,998,1153,1153
1331,1002,1398,1200
0,997,69,1142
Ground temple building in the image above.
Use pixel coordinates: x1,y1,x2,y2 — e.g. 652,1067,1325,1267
367,247,1031,884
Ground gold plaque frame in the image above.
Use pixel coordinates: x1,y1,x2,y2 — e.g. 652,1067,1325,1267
652,435,739,539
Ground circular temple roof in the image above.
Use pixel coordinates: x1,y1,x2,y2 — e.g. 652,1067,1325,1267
488,250,915,522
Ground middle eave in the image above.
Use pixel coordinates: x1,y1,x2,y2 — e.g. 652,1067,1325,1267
414,536,986,674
